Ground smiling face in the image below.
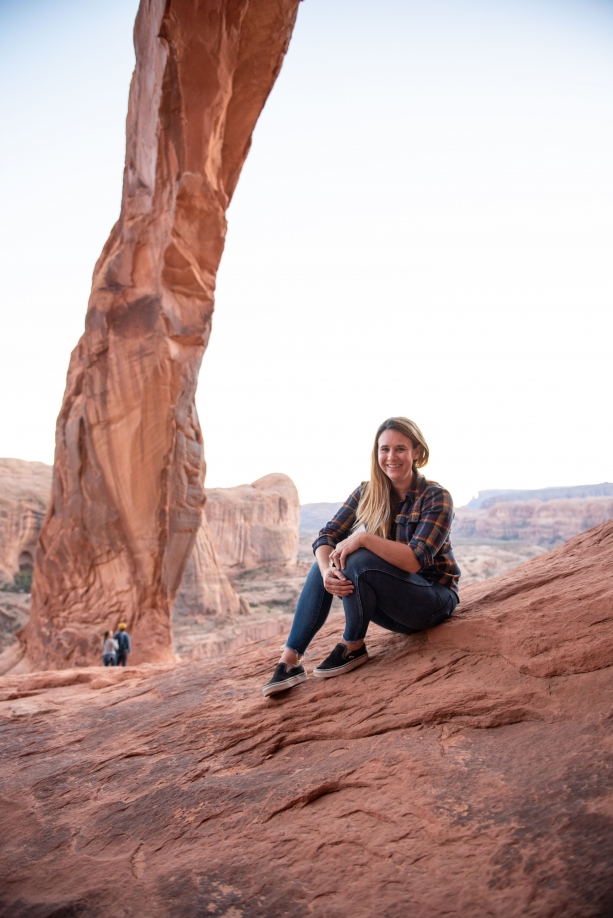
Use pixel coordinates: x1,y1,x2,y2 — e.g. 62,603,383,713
377,428,421,496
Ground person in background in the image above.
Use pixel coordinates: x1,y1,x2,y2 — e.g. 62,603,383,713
114,623,132,667
263,416,461,696
101,630,118,667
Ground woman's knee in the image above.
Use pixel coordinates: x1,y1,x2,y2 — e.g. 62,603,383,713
342,547,379,582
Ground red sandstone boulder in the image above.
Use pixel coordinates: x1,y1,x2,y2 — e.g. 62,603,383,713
1,520,612,916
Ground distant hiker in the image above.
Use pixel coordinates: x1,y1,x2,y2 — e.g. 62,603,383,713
114,623,131,667
263,416,461,696
101,631,118,667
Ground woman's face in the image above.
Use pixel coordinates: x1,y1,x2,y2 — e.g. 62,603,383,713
377,429,421,492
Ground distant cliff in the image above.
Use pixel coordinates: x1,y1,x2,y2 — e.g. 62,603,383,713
453,497,613,547
466,482,613,510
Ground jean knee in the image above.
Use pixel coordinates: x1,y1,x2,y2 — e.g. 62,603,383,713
342,547,376,583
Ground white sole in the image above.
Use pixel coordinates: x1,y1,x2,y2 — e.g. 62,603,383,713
262,672,307,696
313,654,368,678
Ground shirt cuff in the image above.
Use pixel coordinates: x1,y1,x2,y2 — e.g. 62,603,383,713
312,535,336,553
410,541,428,569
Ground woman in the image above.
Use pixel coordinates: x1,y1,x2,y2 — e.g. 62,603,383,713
263,417,460,696
101,630,118,667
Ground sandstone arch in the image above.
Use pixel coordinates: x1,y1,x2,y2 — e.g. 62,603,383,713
21,0,301,669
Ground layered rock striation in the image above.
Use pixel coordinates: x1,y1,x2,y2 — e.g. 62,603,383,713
0,459,52,585
23,0,301,670
454,496,613,547
205,473,300,570
1,521,612,916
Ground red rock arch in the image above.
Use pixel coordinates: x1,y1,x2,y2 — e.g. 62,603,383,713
21,0,301,670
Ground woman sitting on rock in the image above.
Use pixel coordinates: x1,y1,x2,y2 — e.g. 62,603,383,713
263,417,461,696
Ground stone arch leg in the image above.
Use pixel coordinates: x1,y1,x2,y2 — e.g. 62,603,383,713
22,0,301,669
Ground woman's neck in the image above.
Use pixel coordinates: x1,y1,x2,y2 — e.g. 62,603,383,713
392,469,415,501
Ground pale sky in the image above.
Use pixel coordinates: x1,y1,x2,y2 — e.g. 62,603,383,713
1,0,612,505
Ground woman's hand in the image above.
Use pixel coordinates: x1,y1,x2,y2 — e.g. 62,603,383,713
330,531,364,571
321,566,354,596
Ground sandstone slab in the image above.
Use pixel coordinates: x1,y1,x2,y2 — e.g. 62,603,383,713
1,521,612,916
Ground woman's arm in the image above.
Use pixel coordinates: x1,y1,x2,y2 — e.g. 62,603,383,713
331,486,454,574
331,532,421,574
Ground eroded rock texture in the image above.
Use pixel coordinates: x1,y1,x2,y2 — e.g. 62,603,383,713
1,522,612,916
172,511,242,620
206,473,300,570
0,459,52,585
23,0,300,670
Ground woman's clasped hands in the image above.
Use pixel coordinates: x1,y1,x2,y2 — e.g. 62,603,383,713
322,531,366,596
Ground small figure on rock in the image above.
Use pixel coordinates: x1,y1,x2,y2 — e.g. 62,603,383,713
101,630,118,667
114,623,131,667
263,417,461,696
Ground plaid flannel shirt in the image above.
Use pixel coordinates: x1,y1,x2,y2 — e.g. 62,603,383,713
312,472,461,594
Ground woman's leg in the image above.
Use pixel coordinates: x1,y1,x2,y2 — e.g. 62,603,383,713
340,548,457,641
263,563,335,696
285,562,334,655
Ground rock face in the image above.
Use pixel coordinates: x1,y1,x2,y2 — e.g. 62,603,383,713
172,512,242,620
1,520,612,917
205,473,300,570
0,459,52,585
23,0,301,670
454,496,613,546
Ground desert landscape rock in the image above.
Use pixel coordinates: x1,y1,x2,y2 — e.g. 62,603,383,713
206,473,300,570
466,481,613,509
22,0,301,671
1,520,612,917
0,458,52,585
454,496,613,546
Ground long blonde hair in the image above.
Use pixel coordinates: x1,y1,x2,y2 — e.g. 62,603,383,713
355,417,429,538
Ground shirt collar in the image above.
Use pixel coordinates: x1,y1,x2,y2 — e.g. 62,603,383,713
402,470,426,501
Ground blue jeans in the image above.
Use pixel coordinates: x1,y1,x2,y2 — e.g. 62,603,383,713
286,548,458,656
102,653,116,666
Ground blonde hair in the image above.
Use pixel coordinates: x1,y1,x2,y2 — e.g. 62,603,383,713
355,417,429,539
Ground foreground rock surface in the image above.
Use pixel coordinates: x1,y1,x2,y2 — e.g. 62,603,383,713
1,521,612,917
25,0,301,671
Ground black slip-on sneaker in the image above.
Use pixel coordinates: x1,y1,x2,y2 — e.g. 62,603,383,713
313,642,368,678
262,662,307,697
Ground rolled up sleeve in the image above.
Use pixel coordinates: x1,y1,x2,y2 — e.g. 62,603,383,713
312,486,362,553
409,488,454,569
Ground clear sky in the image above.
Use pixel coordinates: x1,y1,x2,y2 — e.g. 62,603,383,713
1,0,612,505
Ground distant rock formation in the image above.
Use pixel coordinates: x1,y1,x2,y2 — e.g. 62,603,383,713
172,513,243,621
2,520,613,915
466,481,613,510
0,459,52,586
299,501,343,533
453,496,613,547
22,0,301,670
0,460,299,667
206,474,300,571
